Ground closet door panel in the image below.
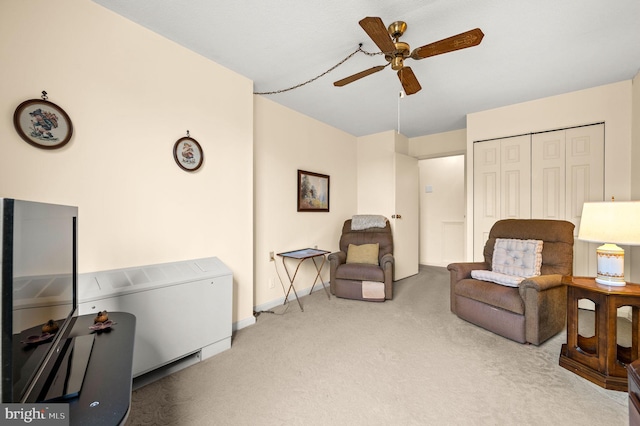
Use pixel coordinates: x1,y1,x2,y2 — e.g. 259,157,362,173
565,125,605,228
541,168,563,218
503,170,522,218
501,136,531,219
532,131,565,219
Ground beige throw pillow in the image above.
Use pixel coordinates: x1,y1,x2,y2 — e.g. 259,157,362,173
346,243,379,265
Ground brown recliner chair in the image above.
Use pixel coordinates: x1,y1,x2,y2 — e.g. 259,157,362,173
328,219,394,301
447,219,574,345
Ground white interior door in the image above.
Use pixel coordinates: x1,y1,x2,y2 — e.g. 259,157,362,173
393,153,419,280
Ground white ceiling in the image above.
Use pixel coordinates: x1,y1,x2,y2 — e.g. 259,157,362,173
93,0,640,138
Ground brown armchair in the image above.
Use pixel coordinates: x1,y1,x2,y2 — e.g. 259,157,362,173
328,219,394,301
447,219,574,345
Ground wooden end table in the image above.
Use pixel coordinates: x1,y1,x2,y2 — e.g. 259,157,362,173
559,276,640,391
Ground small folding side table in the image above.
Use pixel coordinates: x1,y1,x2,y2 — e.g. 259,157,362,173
277,248,331,311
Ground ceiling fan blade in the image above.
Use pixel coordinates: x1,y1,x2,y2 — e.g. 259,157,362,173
334,65,387,87
359,17,396,53
410,28,484,60
397,67,422,95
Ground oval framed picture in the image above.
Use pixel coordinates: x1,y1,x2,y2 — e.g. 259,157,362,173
13,99,73,149
173,136,203,172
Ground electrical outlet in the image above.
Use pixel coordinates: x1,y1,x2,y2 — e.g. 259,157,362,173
268,278,275,289
269,251,275,262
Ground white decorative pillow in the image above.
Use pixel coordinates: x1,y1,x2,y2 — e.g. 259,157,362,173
471,270,524,287
492,238,543,278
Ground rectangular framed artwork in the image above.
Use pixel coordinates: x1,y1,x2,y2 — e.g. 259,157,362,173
297,170,329,212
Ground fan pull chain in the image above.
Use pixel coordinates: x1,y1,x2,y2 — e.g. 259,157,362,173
254,45,383,95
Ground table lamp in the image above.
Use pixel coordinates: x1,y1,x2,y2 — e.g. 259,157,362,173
578,200,640,286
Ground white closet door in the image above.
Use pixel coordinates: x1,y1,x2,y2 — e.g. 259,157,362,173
474,139,500,260
474,124,604,270
565,125,604,276
532,124,604,275
532,130,566,220
473,135,530,260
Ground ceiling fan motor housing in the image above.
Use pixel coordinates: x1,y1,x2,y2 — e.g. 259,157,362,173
386,41,410,70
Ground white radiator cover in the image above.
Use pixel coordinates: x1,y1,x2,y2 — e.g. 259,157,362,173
78,257,232,377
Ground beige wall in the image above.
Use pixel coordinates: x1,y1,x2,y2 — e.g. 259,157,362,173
0,1,254,324
409,128,467,159
466,80,633,261
418,155,465,266
356,131,396,217
631,72,640,282
253,96,357,311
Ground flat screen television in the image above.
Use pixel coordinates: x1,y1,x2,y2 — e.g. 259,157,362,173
1,198,81,403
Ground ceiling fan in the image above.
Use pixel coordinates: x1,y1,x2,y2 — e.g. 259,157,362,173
334,17,484,95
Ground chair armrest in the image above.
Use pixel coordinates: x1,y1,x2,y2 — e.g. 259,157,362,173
328,251,346,296
447,262,488,314
447,262,489,281
328,251,346,265
519,274,567,345
380,253,394,300
519,274,564,292
380,253,394,269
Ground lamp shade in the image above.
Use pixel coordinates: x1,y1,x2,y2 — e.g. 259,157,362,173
578,201,640,245
579,201,640,286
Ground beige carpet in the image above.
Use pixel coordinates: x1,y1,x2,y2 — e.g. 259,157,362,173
126,266,628,425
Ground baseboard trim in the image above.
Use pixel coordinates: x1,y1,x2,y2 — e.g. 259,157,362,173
252,285,328,316
233,285,329,332
233,315,256,332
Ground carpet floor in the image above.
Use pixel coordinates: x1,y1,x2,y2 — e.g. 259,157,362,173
126,266,628,425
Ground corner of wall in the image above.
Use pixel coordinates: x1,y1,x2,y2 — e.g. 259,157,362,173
631,71,640,200
394,132,409,155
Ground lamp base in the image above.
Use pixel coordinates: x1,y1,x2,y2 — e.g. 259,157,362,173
595,277,626,286
596,243,625,286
